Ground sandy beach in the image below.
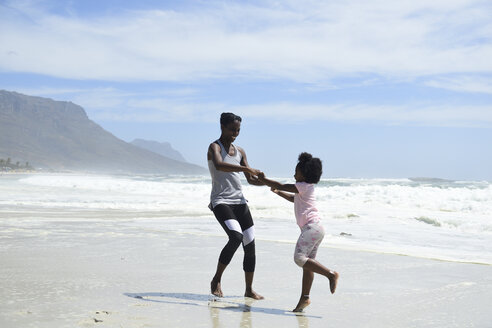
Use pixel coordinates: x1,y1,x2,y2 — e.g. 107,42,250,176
1,206,491,328
1,173,491,327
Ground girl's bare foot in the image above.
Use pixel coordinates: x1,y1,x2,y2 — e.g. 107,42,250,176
244,289,264,300
293,295,310,312
329,271,339,294
211,278,223,297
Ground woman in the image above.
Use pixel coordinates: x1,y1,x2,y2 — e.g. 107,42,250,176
208,112,264,300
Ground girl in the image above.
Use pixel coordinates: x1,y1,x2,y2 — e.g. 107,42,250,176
258,152,339,312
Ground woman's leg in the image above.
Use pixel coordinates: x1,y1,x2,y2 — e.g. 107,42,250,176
235,204,263,300
211,262,227,297
211,204,243,297
244,271,263,299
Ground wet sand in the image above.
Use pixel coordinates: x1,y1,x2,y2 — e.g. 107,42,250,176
1,211,491,328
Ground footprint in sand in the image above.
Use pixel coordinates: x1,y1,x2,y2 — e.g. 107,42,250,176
77,311,111,325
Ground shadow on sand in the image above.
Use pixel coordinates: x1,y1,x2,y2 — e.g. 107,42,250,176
124,292,321,319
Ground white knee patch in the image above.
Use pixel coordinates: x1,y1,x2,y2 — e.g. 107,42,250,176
242,226,255,246
224,219,242,234
294,254,308,267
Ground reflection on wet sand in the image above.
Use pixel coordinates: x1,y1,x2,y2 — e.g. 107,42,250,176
209,297,310,328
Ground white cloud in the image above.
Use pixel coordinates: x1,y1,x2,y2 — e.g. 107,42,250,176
9,87,89,97
102,100,492,127
233,102,492,127
425,76,492,94
72,91,492,127
6,85,491,126
1,0,491,83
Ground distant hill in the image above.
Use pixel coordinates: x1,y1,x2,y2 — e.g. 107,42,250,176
0,90,206,174
131,139,187,163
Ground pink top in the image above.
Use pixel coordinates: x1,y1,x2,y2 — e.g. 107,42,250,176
294,182,321,228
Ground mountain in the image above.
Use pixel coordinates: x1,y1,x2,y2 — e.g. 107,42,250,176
0,90,206,174
131,139,187,163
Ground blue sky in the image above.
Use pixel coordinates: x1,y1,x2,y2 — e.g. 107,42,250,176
1,0,491,180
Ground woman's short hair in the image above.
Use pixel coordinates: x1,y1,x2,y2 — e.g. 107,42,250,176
220,112,242,126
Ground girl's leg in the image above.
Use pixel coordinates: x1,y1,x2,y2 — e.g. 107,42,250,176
303,259,339,294
293,268,314,312
293,223,339,311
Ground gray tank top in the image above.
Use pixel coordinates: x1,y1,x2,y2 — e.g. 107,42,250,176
208,140,247,209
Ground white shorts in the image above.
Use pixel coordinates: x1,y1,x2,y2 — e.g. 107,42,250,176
294,222,325,267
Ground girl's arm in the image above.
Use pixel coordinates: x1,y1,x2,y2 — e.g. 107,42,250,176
272,188,295,203
257,173,298,193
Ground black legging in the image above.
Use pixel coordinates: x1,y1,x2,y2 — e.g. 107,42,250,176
213,203,256,272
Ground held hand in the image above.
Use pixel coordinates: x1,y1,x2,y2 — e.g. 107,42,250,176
257,172,265,180
249,168,262,177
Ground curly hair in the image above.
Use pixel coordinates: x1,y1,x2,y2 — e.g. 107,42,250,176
296,152,322,184
220,112,242,125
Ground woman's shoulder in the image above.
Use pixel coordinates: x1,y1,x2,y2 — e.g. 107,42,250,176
235,144,245,154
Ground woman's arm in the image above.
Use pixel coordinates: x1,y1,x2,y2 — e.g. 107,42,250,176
238,147,265,186
257,173,298,193
208,143,261,176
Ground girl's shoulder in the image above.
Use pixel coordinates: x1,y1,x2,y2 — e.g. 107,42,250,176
295,181,313,186
295,182,315,193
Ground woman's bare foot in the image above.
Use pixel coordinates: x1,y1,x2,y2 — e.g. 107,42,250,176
244,289,264,300
293,295,310,312
329,271,339,294
211,278,223,297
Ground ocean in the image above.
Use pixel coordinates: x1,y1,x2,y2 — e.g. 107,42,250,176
1,173,491,265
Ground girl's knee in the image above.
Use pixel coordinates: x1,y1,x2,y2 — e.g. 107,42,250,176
294,254,307,267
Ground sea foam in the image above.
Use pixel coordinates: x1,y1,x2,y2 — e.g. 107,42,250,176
2,174,491,264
